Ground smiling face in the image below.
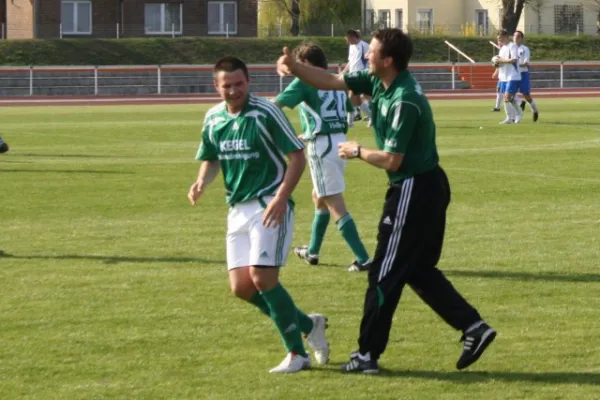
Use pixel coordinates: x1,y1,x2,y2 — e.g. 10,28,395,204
367,38,392,77
214,69,249,112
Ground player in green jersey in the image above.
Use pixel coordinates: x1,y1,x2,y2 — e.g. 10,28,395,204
273,43,371,272
188,56,330,373
277,29,496,373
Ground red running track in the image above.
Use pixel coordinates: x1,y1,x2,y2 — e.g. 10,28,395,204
0,88,599,107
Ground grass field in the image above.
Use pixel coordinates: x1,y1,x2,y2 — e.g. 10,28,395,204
1,98,599,400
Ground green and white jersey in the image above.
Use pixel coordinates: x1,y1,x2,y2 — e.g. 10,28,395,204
275,78,354,140
196,94,305,206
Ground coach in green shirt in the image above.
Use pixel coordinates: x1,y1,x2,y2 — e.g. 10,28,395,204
277,28,497,374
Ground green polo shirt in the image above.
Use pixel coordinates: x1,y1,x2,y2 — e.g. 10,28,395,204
343,69,439,183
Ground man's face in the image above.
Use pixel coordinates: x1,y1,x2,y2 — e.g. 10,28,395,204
367,38,388,76
498,34,509,45
513,32,523,45
214,69,249,110
345,35,357,45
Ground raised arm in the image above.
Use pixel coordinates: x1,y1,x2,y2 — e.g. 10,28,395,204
277,46,348,91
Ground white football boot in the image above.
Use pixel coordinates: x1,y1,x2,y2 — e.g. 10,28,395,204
305,314,330,364
269,352,311,373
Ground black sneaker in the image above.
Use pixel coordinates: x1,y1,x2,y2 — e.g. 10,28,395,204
0,138,8,154
491,108,501,112
294,246,319,265
456,322,496,370
520,101,526,111
341,353,379,374
533,111,539,122
347,259,371,272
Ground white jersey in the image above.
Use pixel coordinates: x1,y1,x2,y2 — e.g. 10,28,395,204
347,40,370,72
498,42,521,82
518,45,530,73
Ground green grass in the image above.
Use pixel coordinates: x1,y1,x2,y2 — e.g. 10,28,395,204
1,99,599,399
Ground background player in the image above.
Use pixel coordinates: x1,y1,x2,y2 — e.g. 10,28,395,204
340,29,372,124
0,137,9,153
273,43,371,272
495,29,523,124
188,56,329,373
514,31,539,122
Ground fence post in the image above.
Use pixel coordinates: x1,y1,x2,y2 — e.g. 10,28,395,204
560,62,564,88
331,24,334,37
29,66,34,96
116,23,120,39
279,75,283,93
59,23,63,39
172,23,175,38
157,65,162,95
279,24,282,37
451,62,456,90
226,24,229,38
94,66,98,95
576,24,580,36
1,23,4,39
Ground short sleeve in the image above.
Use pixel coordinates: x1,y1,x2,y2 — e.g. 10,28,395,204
343,70,374,96
195,122,218,161
383,98,420,155
274,78,305,109
264,101,305,154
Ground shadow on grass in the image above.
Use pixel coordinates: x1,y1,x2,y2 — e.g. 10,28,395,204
446,269,600,283
0,251,223,265
371,369,600,385
0,169,133,174
17,153,122,158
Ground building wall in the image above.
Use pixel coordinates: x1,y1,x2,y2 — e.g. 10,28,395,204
405,0,462,31
6,0,34,39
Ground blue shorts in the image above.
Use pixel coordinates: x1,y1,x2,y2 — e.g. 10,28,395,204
519,72,531,95
497,81,502,92
500,81,519,96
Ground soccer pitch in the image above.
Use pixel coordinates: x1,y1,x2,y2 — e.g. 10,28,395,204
1,99,599,399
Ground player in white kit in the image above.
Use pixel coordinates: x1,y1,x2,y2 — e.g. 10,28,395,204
494,30,523,124
341,29,372,124
514,31,539,122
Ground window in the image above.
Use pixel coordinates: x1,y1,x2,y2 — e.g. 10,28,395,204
554,4,583,34
61,0,92,35
365,9,375,31
395,9,403,29
417,9,433,34
145,3,182,35
378,10,391,28
475,9,488,36
208,2,237,35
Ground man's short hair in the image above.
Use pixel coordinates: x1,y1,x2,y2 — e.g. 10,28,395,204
214,56,249,80
515,30,524,39
345,29,360,38
292,43,328,69
372,28,413,72
498,29,509,38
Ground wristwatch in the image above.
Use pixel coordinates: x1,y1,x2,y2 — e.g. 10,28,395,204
351,145,361,159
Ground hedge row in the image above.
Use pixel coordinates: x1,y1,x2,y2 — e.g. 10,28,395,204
1,36,599,66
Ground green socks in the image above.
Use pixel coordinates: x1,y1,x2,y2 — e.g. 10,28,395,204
260,284,309,356
249,292,313,334
337,213,370,264
308,209,330,255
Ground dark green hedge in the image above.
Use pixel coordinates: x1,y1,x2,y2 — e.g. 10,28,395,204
1,36,599,66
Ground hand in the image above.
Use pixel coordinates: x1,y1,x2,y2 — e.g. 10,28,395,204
262,195,288,228
276,46,295,77
338,141,360,159
188,180,205,206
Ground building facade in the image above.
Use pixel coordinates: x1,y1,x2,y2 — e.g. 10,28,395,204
363,0,598,36
4,0,257,39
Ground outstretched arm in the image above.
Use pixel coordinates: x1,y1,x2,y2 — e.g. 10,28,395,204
277,46,348,91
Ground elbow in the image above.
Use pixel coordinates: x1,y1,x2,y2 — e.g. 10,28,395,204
384,154,403,172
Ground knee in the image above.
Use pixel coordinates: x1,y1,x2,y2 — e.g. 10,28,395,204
249,268,279,292
230,279,255,301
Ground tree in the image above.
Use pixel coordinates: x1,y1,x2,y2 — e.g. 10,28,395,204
258,0,301,36
527,0,547,34
582,0,600,32
498,0,527,34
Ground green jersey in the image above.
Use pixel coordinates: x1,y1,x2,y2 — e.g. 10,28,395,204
343,69,439,183
195,94,305,205
275,78,354,140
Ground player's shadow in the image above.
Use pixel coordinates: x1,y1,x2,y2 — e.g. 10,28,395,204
445,269,600,283
373,369,600,385
0,169,133,174
18,153,121,158
0,251,223,265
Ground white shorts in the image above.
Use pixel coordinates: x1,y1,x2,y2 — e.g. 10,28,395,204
307,133,347,198
226,196,294,270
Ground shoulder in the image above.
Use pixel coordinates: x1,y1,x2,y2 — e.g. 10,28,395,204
204,101,226,121
248,94,288,121
392,87,424,116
